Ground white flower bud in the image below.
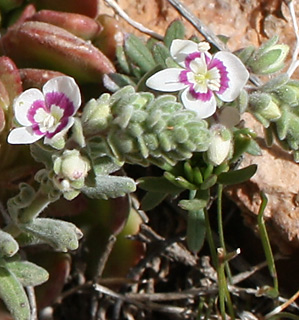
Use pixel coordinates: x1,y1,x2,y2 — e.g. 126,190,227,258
207,125,232,166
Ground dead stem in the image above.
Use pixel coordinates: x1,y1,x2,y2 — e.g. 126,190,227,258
104,0,164,40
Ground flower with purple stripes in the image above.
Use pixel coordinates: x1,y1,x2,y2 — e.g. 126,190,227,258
146,40,249,119
8,76,81,146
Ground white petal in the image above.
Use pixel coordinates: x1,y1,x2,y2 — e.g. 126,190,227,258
170,39,198,67
180,88,217,119
213,51,249,102
146,69,187,92
14,89,44,126
7,127,42,144
43,76,81,111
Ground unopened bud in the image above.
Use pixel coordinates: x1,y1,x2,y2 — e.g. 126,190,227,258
52,149,90,199
207,125,232,166
249,37,289,75
249,92,281,121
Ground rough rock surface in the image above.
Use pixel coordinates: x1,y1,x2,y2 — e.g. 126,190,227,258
100,0,299,252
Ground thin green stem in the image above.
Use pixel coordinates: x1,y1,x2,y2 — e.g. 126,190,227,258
258,192,279,293
204,208,218,269
19,191,52,223
217,184,232,283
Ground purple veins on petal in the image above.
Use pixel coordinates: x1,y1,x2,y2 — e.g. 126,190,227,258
27,100,46,124
208,58,229,94
45,92,75,117
189,87,213,102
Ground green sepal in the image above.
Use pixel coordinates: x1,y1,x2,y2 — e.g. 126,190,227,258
124,34,156,75
217,164,257,185
164,19,185,49
20,218,83,252
0,230,19,257
5,260,49,287
186,209,206,254
82,175,136,199
0,266,30,320
137,176,184,193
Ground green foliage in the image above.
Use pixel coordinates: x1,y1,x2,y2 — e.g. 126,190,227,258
0,267,30,320
20,218,82,252
83,86,211,168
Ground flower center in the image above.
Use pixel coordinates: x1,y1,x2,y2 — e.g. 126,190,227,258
34,105,64,133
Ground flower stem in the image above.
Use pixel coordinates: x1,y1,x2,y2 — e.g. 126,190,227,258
19,191,53,223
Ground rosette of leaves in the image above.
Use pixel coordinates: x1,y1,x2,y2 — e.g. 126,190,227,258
82,85,212,170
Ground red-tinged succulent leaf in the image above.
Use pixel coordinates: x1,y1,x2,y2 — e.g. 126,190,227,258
0,80,10,111
12,4,36,27
30,10,102,40
0,107,5,133
32,0,98,18
32,252,71,309
1,21,116,84
0,57,22,103
19,68,65,90
94,14,124,61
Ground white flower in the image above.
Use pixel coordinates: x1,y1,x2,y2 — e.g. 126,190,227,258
7,76,81,145
146,39,249,119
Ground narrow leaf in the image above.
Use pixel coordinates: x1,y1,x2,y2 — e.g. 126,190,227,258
6,260,49,287
164,20,185,49
138,176,184,193
83,175,136,199
124,34,156,74
21,218,83,252
186,209,206,254
0,267,30,320
217,164,257,185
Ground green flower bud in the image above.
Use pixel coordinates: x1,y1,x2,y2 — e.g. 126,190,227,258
249,37,289,75
206,125,232,166
52,149,91,200
82,94,112,134
249,92,281,124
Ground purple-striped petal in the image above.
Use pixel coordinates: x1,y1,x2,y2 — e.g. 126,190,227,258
43,76,81,113
14,88,44,126
170,39,199,67
180,88,217,119
213,51,249,102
